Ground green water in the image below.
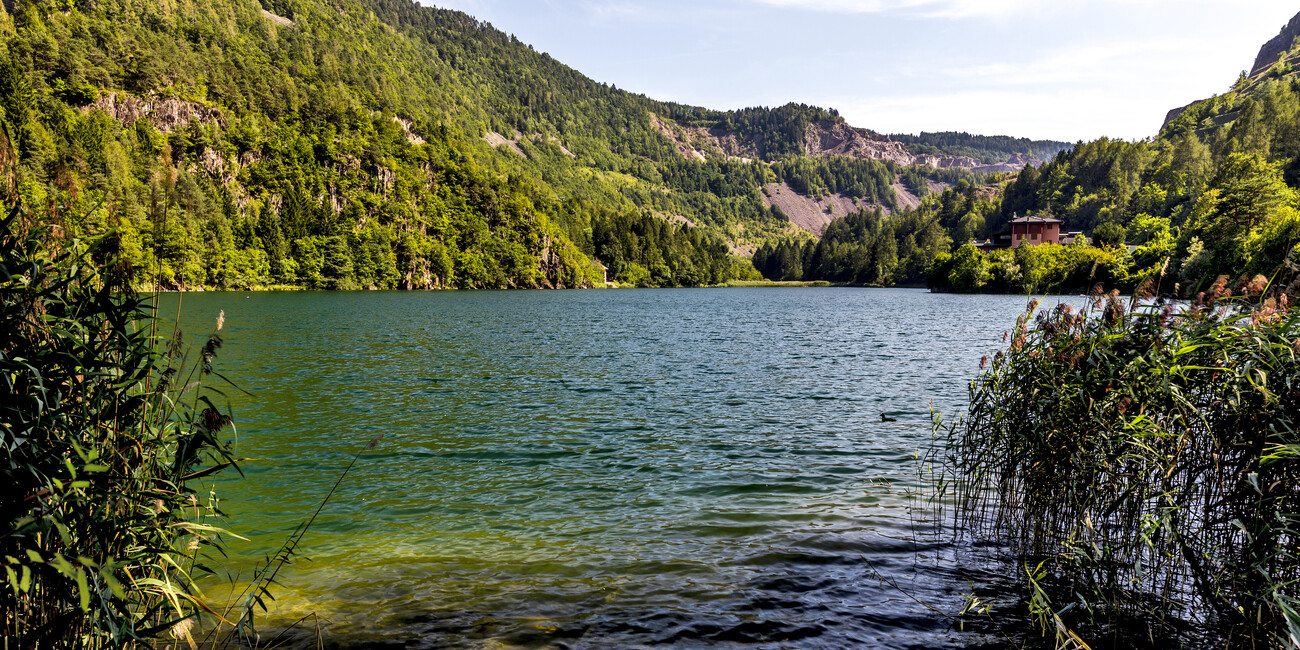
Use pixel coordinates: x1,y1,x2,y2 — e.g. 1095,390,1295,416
163,288,1059,648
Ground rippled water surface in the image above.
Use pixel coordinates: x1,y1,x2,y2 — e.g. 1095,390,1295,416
164,288,1061,648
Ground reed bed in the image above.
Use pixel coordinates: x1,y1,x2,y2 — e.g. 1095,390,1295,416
940,275,1300,648
1,165,242,645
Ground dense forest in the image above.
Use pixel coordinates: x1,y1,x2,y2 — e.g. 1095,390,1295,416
12,0,1291,296
752,199,951,286
0,0,1075,291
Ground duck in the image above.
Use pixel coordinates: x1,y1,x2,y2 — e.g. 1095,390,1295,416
880,412,898,422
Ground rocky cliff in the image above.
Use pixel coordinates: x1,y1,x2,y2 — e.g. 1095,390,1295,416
1252,10,1300,75
1163,9,1300,133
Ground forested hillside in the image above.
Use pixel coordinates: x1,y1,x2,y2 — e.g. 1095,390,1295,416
0,0,787,289
0,0,1079,290
754,11,1300,294
889,132,1071,165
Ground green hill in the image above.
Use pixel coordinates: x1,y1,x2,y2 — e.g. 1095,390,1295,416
0,0,1069,290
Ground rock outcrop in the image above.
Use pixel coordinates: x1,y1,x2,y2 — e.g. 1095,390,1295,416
483,131,576,159
90,92,226,133
1252,10,1300,75
760,182,887,236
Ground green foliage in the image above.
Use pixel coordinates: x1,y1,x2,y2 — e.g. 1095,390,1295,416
927,240,1134,295
752,205,947,286
990,70,1300,295
591,211,731,287
946,244,988,292
714,104,842,160
1182,153,1299,286
1,187,239,645
3,0,853,291
771,156,896,207
1091,221,1126,249
942,290,1300,647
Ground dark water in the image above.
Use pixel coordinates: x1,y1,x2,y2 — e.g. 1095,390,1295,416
163,288,1061,648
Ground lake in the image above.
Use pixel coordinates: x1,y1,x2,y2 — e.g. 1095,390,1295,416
162,288,1062,648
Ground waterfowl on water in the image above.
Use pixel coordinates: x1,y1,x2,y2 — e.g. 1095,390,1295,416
880,413,897,422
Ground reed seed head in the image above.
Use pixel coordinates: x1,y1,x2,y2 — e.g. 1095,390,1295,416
1135,277,1155,301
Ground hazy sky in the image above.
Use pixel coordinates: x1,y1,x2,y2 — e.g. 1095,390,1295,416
422,1,1298,142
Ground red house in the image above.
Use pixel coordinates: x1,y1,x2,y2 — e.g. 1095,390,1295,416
1010,214,1063,248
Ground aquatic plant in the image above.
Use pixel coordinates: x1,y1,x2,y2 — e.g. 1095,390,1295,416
1,126,241,647
943,276,1300,647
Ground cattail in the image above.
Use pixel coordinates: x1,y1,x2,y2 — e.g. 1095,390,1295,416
171,618,196,648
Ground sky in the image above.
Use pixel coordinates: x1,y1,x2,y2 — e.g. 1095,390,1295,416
420,0,1300,143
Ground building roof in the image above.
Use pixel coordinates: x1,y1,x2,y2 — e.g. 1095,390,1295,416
1010,214,1064,225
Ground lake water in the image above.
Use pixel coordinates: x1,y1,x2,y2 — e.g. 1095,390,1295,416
163,288,1059,648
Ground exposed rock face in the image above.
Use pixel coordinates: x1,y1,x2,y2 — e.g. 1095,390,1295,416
760,182,887,237
90,92,226,133
1252,10,1300,75
483,131,576,159
803,120,910,160
393,117,426,146
483,131,526,157
1162,102,1195,132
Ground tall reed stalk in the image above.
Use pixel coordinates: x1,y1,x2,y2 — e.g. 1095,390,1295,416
941,274,1300,648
